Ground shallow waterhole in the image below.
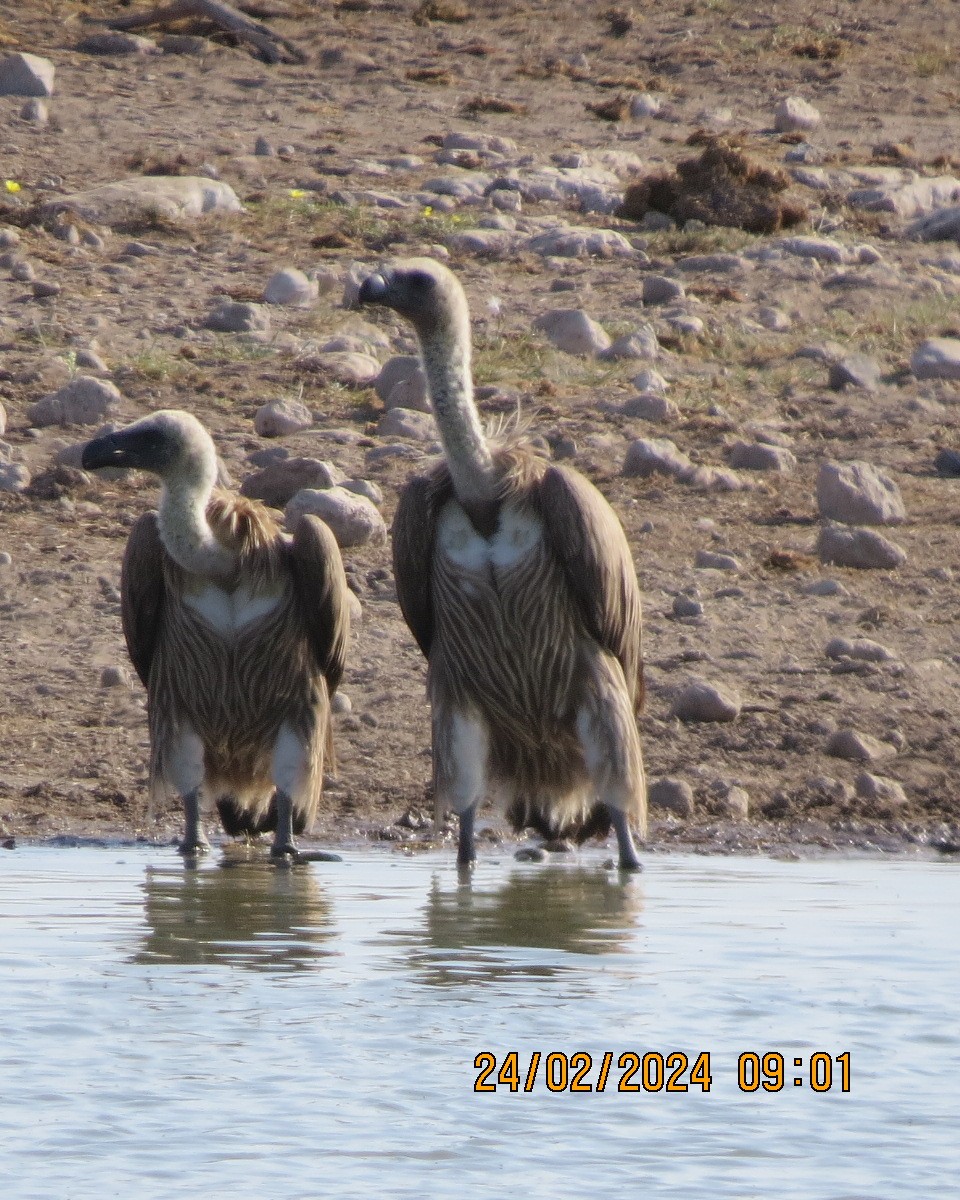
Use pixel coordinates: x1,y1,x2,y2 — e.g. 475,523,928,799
0,845,956,1199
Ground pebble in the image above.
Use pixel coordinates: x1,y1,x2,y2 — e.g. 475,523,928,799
828,354,881,392
622,437,691,478
306,351,381,388
0,551,11,566
817,523,906,569
442,130,518,156
77,32,157,55
774,96,821,132
911,337,960,381
648,778,694,817
802,578,847,597
240,457,341,508
376,408,436,441
630,92,663,118
934,448,960,477
717,784,750,819
775,235,847,263
0,463,30,492
526,226,634,258
491,189,521,213
285,487,387,548
32,280,61,299
825,637,895,663
264,268,318,307
449,229,519,257
621,392,679,422
253,398,313,438
532,309,611,356
672,593,704,618
642,275,684,305
254,135,276,157
27,377,121,427
662,312,705,337
695,549,741,572
756,306,792,331
0,52,56,97
99,665,129,688
75,349,109,372
632,368,669,394
332,692,353,715
676,253,748,273
826,729,896,764
729,442,796,472
854,772,907,806
515,846,548,863
602,326,659,361
205,300,271,333
11,260,35,282
672,678,741,723
816,461,905,526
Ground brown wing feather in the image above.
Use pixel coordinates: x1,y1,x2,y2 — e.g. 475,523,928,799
288,514,351,693
120,511,165,689
391,470,452,659
535,465,644,710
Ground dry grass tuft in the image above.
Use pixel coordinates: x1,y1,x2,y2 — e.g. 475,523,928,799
791,38,843,61
587,94,629,122
122,150,194,176
405,65,454,84
414,0,471,24
764,548,816,572
618,136,808,234
461,94,527,115
602,6,633,37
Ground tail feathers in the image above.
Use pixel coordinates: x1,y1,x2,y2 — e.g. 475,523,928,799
505,795,613,845
216,794,309,837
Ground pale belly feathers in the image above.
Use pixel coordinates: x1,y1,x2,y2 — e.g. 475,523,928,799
182,580,283,638
436,499,543,576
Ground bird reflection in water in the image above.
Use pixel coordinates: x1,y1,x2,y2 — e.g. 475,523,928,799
412,865,643,987
134,849,336,971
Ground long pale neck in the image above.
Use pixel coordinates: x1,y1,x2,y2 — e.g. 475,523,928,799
419,313,496,510
157,467,236,580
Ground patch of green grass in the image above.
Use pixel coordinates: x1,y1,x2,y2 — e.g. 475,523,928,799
819,294,959,356
472,330,632,393
913,48,954,78
643,225,758,256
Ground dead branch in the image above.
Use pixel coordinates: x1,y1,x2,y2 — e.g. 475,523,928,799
106,0,308,65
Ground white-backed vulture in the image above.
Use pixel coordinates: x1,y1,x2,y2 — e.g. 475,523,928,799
82,410,351,858
358,259,646,870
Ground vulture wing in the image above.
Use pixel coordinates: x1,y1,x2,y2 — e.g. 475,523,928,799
536,465,644,710
288,514,351,694
391,472,451,659
120,511,166,689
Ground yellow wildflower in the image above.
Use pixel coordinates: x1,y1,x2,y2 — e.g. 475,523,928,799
4,180,21,194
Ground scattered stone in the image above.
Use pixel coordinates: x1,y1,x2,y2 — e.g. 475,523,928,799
20,97,48,125
632,368,669,394
672,678,741,723
816,461,905,526
0,551,11,566
342,478,383,505
817,523,906,569
32,280,61,299
648,778,694,817
672,593,703,618
254,135,276,157
662,311,705,337
43,177,241,226
623,437,691,478
602,326,659,361
0,463,30,492
205,300,270,334
526,226,633,258
27,377,121,427
99,665,130,688
825,637,896,663
264,268,318,307
716,784,750,820
253,397,313,438
676,253,749,273
241,458,340,508
442,130,518,156
376,408,437,441
756,305,791,331
630,93,663,118
695,549,741,571
305,351,380,388
158,34,212,55
852,174,960,219
621,392,679,422
826,729,896,764
74,349,109,372
11,260,35,282
332,691,353,715
0,52,56,97
911,338,960,381
934,448,960,477
908,204,960,243
533,309,611,356
774,96,821,133
854,772,907,806
729,442,796,472
76,33,158,55
828,354,881,392
642,275,684,305
775,235,847,263
803,579,847,597
285,486,387,549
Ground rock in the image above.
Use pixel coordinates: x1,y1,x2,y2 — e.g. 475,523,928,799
623,437,691,478
27,377,121,427
264,268,318,307
774,96,821,133
911,337,960,381
99,665,130,688
825,637,896,663
448,229,519,257
632,368,669,394
828,354,881,392
0,551,11,566
816,461,905,526
672,679,741,723
491,189,521,213
716,784,750,819
630,92,663,118
676,253,749,273
12,260,35,282
442,131,518,156
729,442,796,472
332,691,353,715
75,349,109,372
375,355,420,402
44,177,241,226
206,300,270,334
854,772,907,806
775,235,847,263
817,523,906,569
253,398,313,438
621,392,679,422
254,135,276,157
672,593,703,618
853,174,960,219
386,373,430,413
533,309,611,356
76,33,158,55
756,306,792,331
241,458,340,508
526,226,634,258
0,52,56,97
158,34,212,55
908,204,960,243
376,408,436,441
695,549,741,571
648,778,694,817
306,351,380,388
934,448,960,476
20,97,48,125
285,486,387,549
0,463,30,492
642,275,684,305
342,478,383,505
803,579,847,597
685,467,750,493
32,280,61,299
602,326,659,361
826,729,896,764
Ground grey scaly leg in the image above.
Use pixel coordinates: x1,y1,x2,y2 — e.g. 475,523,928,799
270,787,297,858
457,801,477,867
606,805,642,873
179,787,210,855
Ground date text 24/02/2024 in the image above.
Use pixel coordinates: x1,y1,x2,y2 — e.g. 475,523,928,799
473,1051,852,1093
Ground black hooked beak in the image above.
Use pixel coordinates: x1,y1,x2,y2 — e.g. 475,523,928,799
81,427,172,472
357,270,391,306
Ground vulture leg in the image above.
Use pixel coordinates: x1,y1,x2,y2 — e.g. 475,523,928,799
270,787,297,859
576,681,645,873
457,803,477,868
435,710,489,867
607,806,642,874
169,726,210,854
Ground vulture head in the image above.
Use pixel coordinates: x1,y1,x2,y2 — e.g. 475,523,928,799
82,410,217,489
358,257,469,341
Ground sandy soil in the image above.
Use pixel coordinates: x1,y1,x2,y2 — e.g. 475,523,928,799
1,0,959,860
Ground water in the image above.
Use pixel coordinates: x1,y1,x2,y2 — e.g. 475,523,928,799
0,846,957,1199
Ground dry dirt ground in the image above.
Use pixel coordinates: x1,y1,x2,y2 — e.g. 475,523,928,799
1,0,959,860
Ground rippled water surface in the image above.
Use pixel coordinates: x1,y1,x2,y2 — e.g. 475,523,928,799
0,846,957,1199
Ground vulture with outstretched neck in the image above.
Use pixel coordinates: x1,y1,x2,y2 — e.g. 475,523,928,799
83,410,350,858
359,259,646,870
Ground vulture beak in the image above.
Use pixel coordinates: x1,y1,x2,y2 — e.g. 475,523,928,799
81,426,173,472
357,270,391,306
